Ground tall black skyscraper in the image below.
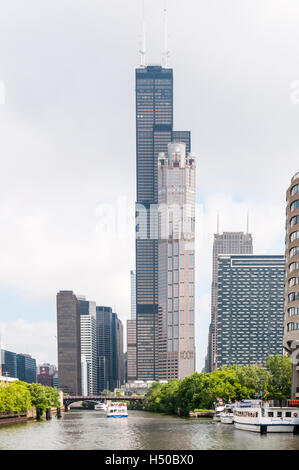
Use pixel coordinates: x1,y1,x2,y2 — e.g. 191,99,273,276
135,65,191,380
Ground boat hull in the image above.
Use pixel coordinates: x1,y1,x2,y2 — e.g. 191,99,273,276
107,414,128,418
220,416,234,424
234,420,295,433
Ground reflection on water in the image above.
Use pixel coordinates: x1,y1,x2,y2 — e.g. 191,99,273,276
0,410,299,450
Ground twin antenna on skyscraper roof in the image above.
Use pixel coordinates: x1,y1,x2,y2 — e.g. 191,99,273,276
139,0,170,68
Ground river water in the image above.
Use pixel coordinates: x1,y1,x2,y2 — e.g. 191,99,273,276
0,409,299,450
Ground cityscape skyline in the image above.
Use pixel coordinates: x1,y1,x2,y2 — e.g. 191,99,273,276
0,0,298,372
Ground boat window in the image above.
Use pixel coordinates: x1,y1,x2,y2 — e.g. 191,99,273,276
268,412,273,417
277,412,282,417
286,412,292,417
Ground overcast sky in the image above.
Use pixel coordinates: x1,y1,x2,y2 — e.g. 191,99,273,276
0,0,298,371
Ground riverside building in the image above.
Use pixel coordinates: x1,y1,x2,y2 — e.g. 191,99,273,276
78,297,97,396
283,172,299,398
206,232,253,372
157,143,196,380
216,255,285,367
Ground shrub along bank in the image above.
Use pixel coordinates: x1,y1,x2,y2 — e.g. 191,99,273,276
0,381,60,419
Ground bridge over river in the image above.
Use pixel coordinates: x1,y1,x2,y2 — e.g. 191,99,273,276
63,395,143,410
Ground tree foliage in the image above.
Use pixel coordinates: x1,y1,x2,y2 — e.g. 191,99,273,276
0,380,60,416
143,356,292,417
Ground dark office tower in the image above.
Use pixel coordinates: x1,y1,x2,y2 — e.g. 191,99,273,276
283,172,299,398
206,232,253,372
1,349,17,378
56,291,81,395
216,255,285,367
135,65,191,380
96,306,113,392
16,354,36,384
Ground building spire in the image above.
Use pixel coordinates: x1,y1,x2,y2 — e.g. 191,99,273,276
139,0,146,67
217,212,220,234
246,211,249,234
162,1,170,68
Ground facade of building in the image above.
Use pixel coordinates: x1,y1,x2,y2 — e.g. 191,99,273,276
79,298,97,396
37,364,57,387
127,319,137,382
1,349,17,379
157,143,196,380
283,172,299,398
206,232,253,372
135,65,191,380
1,349,37,383
216,255,285,367
56,291,81,395
127,270,137,382
96,306,124,392
16,354,36,383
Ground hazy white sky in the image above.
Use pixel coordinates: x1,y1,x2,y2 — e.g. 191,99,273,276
0,0,298,370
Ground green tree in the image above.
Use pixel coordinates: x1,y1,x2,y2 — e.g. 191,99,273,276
266,355,292,400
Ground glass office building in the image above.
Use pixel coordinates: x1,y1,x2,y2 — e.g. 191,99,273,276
206,232,253,372
135,65,190,380
216,255,285,367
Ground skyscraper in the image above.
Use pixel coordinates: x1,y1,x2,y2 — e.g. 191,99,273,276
157,143,196,380
216,255,285,367
283,172,299,398
135,65,191,380
96,306,124,392
127,270,137,382
78,297,97,396
56,291,81,395
206,231,253,372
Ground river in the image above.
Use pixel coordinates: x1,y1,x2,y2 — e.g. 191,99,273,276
0,409,299,450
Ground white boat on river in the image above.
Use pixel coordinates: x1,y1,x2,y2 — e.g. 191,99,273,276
233,400,299,434
220,404,236,424
213,405,225,422
107,402,128,418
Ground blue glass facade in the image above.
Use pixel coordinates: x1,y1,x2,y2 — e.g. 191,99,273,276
216,255,285,367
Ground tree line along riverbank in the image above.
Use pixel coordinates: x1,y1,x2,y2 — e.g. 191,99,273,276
0,381,61,426
128,356,292,417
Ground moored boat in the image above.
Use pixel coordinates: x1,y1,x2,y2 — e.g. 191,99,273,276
233,400,299,434
94,402,107,411
220,403,236,424
107,402,128,418
213,405,225,422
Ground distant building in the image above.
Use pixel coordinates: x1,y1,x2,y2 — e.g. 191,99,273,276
216,255,285,367
16,354,36,383
206,231,253,372
1,349,17,379
135,65,191,381
1,349,36,383
127,270,137,382
283,172,299,398
96,306,124,392
157,143,196,380
37,364,57,387
56,291,81,395
78,298,97,396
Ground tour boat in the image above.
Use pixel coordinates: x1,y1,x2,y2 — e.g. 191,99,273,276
94,402,107,411
220,403,236,424
107,402,128,418
233,400,299,433
213,405,225,422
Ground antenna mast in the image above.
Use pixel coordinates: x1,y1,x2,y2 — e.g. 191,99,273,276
139,0,146,67
162,2,170,68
